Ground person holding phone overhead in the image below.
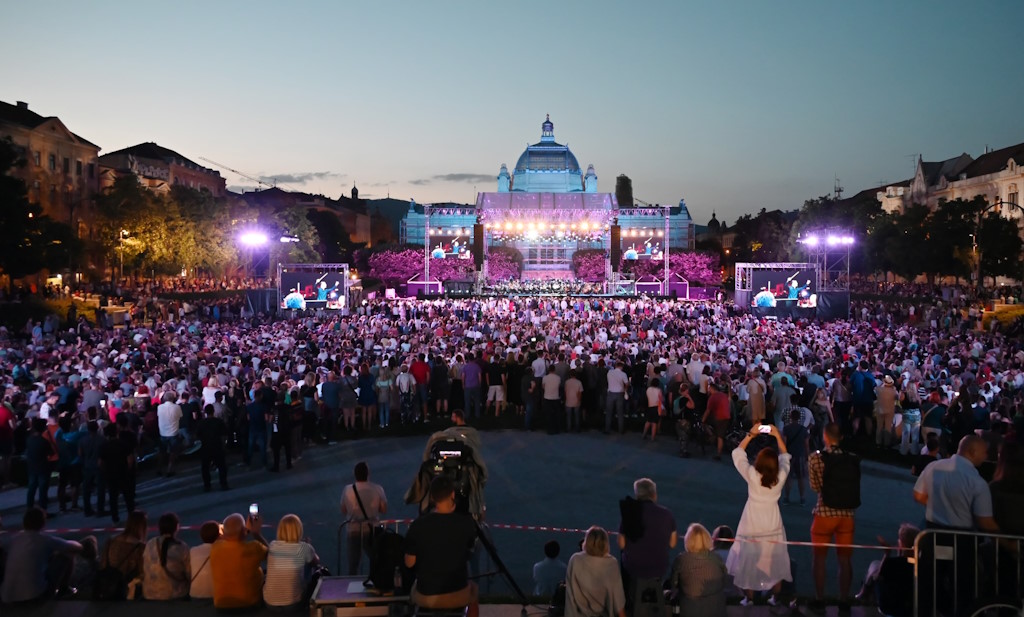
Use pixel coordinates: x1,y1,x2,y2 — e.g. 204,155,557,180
725,424,792,607
210,510,268,610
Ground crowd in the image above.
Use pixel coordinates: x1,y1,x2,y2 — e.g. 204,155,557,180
0,287,1022,612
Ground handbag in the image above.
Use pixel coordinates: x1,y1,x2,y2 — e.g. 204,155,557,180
351,483,382,541
94,542,143,600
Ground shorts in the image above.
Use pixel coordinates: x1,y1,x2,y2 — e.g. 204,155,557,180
789,456,807,480
810,515,855,558
486,385,505,403
853,402,874,419
644,406,660,423
713,418,730,438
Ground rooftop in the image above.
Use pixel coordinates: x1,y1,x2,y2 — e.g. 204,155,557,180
0,99,99,148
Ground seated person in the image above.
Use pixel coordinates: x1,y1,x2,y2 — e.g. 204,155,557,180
669,524,727,617
404,475,480,617
710,525,737,596
0,507,83,603
533,540,567,598
856,523,919,617
264,514,320,608
211,512,269,610
142,512,191,600
565,526,626,617
99,510,148,597
189,520,221,600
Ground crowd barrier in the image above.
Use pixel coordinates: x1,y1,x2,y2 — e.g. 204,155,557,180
913,528,1024,617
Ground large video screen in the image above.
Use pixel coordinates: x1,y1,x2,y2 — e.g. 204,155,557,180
750,268,817,316
280,265,347,310
620,232,663,260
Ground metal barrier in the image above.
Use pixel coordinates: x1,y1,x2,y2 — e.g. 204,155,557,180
913,528,1024,617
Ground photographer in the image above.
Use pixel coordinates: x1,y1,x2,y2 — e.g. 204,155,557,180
210,511,268,611
405,476,479,617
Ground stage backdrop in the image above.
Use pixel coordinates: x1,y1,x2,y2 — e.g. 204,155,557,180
749,267,817,318
279,264,348,310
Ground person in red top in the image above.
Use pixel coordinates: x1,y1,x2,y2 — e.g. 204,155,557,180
410,354,432,421
702,381,732,461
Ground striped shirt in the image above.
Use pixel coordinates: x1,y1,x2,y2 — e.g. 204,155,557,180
263,541,317,607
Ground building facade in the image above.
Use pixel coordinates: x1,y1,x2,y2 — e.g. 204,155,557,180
878,143,1023,216
0,100,101,238
402,116,694,279
98,142,227,198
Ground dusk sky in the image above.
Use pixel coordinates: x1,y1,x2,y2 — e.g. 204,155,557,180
3,1,1023,224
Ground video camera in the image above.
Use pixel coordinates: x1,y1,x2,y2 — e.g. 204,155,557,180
429,439,475,514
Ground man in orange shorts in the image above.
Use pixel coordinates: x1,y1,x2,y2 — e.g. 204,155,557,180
808,423,860,615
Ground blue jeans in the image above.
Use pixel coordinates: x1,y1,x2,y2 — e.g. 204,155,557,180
566,406,580,432
524,398,536,430
606,392,625,432
464,386,482,419
27,468,50,509
901,411,921,455
378,401,390,427
246,428,267,468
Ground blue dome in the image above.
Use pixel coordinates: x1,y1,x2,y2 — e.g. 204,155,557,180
514,142,581,173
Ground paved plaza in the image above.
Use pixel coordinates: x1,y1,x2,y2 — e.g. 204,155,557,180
0,423,923,612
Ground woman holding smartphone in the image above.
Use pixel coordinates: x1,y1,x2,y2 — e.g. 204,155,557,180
725,424,792,606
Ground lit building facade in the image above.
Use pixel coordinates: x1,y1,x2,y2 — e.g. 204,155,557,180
402,116,694,279
0,100,100,238
98,142,226,198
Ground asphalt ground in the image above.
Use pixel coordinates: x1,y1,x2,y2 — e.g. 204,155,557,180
0,418,923,614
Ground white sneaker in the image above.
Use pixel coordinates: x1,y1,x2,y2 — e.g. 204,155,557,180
767,596,778,607
740,597,753,607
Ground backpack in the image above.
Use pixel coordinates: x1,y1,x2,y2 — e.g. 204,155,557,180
548,581,567,617
366,528,405,593
820,450,861,509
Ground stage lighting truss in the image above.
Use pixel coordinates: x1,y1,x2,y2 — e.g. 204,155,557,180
797,229,853,292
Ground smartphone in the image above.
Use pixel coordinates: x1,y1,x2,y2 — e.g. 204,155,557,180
249,503,259,517
758,425,772,434
100,399,106,408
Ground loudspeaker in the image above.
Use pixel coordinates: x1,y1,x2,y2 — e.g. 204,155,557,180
473,223,484,270
610,225,621,272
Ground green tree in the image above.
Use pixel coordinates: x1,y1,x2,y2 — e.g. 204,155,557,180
0,138,81,284
977,211,1023,284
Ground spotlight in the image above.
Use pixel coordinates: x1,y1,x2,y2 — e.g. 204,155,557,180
803,235,819,246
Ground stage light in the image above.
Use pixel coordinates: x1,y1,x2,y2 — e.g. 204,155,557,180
239,231,268,246
802,235,819,246
581,221,589,231
526,229,539,240
556,230,565,238
504,221,512,230
516,222,523,230
843,236,855,245
560,223,567,230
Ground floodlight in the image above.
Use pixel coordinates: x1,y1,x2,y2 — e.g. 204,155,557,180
239,231,268,246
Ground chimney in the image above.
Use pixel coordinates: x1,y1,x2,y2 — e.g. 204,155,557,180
16,101,28,110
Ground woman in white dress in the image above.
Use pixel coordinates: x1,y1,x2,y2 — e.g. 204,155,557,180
725,424,792,606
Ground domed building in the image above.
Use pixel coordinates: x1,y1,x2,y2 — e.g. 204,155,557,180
402,115,693,284
498,115,597,193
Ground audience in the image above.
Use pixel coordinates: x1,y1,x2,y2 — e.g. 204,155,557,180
141,512,190,600
565,526,625,617
188,520,221,600
210,512,268,610
532,540,567,599
263,514,320,609
669,523,727,617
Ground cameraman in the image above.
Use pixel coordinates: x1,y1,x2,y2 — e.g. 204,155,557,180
405,476,479,617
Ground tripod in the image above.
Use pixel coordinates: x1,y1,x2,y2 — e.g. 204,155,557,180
472,518,529,617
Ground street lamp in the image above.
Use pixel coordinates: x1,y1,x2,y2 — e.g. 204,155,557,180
118,229,128,282
974,199,1024,290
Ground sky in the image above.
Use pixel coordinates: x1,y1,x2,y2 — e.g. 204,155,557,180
3,0,1023,225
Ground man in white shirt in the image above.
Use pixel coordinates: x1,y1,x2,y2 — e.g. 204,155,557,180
157,391,183,476
340,462,388,575
605,361,630,434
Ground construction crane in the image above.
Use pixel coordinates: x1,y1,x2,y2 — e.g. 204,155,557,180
198,157,283,191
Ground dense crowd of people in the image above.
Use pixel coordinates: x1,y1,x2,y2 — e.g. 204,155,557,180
0,286,1021,613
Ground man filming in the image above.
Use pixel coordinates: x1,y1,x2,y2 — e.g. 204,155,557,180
405,475,479,617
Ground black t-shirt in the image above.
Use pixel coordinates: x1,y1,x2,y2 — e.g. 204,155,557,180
404,512,477,595
196,417,226,452
486,363,505,387
99,438,130,473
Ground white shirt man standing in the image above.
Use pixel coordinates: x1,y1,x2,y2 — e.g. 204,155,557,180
340,461,388,575
605,361,630,434
157,391,183,476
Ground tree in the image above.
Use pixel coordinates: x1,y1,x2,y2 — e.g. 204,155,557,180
0,138,81,284
978,211,1022,284
571,249,607,282
615,175,634,208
